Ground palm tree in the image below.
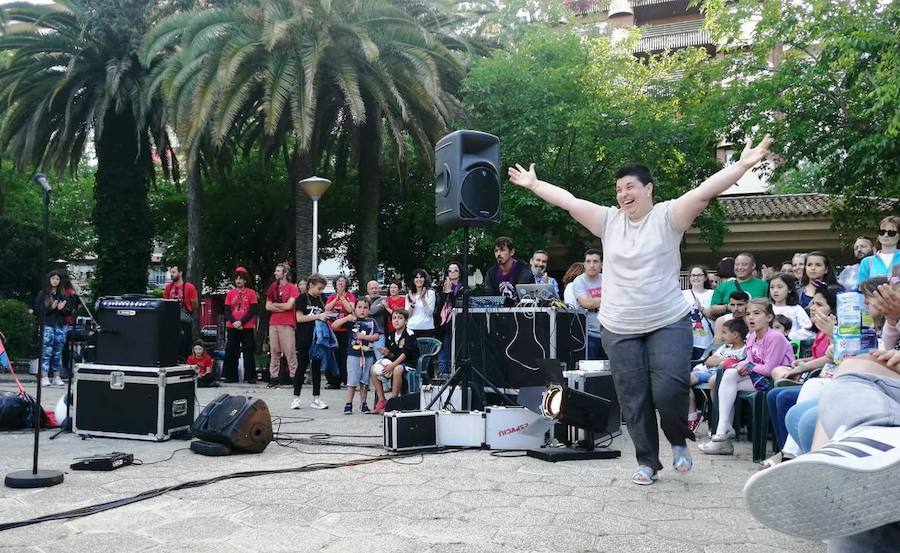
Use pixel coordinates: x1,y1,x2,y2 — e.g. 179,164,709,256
0,0,176,296
143,0,488,281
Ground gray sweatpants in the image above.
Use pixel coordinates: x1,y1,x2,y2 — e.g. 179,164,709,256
601,315,695,471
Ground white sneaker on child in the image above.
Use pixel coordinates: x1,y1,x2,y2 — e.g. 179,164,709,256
310,398,328,410
52,376,65,386
290,397,302,410
41,377,51,387
744,425,900,540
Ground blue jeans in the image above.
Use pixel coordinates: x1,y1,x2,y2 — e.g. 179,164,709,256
41,325,67,376
766,386,801,450
437,330,452,376
587,335,607,360
601,315,693,471
785,399,819,454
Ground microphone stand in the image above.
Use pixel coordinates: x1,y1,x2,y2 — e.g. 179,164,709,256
6,174,65,488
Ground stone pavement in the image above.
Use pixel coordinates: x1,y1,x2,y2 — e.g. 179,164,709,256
0,379,826,553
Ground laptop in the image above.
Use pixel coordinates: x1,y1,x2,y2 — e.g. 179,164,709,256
516,283,558,302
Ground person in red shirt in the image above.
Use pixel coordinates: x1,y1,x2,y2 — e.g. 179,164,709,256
164,263,200,362
223,266,258,383
189,342,217,387
324,274,355,388
265,263,299,388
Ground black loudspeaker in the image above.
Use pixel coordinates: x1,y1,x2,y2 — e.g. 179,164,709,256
435,130,501,227
191,394,273,454
94,296,180,367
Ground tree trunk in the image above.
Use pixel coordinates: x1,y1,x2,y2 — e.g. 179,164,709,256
186,161,202,291
356,102,382,283
92,106,151,297
289,151,314,278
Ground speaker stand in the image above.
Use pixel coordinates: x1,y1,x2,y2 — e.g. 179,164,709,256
426,226,515,412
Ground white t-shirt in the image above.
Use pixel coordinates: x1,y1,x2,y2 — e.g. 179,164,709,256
563,283,578,307
595,200,690,334
773,304,815,341
572,273,603,337
406,289,436,331
683,288,714,350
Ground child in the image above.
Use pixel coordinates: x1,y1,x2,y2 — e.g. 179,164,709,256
333,297,381,414
371,309,420,414
294,273,334,410
772,314,792,338
189,342,217,387
34,270,73,387
699,298,794,455
768,273,814,340
770,282,838,382
688,318,748,432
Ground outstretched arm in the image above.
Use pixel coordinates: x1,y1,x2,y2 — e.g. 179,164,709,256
508,164,606,237
670,135,773,232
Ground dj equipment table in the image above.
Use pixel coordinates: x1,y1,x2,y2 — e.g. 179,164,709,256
450,307,587,389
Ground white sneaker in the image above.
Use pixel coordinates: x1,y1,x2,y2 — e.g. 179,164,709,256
52,376,65,386
40,376,51,387
310,398,328,410
698,439,734,455
290,397,302,410
711,429,736,442
744,425,900,540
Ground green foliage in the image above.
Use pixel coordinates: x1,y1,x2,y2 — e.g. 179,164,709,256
458,28,729,264
0,216,43,302
700,0,900,237
151,153,293,289
0,299,36,359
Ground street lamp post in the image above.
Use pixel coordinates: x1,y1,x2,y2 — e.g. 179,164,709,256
298,176,331,273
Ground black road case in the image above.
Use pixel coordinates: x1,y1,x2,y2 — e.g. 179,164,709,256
74,363,196,441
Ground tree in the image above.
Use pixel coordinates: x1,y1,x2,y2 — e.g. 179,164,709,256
456,28,730,268
142,0,488,282
700,0,900,234
0,0,177,296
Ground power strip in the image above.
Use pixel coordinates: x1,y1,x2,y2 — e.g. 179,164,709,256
70,452,134,471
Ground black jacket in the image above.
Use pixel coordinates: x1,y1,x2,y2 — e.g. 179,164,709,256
384,328,419,368
483,258,533,300
34,289,73,327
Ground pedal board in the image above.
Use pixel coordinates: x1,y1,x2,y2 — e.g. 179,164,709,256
70,452,134,471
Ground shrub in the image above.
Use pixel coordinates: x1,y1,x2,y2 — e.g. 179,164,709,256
0,299,37,359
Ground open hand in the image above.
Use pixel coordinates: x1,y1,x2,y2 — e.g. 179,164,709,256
812,312,836,337
738,134,773,169
508,163,539,190
875,283,900,320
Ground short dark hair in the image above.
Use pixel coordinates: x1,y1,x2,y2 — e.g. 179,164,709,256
392,308,410,320
774,314,792,332
722,318,748,338
855,235,874,245
614,163,653,185
736,252,757,267
584,248,602,260
728,290,750,303
354,296,371,307
167,262,183,273
494,237,514,251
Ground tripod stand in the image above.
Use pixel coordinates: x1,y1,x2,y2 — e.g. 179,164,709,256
426,226,515,411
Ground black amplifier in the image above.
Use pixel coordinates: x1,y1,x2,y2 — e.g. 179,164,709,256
95,296,180,367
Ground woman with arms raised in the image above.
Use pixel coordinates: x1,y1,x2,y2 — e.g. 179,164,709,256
508,136,773,484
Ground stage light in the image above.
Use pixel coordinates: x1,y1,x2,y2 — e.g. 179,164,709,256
528,385,620,462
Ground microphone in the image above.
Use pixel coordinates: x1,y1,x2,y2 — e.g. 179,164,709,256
33,173,52,193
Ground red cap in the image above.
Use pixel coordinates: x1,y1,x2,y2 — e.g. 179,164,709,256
234,266,249,277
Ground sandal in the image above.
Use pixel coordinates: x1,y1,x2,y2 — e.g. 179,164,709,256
632,465,658,485
759,452,783,469
673,445,693,473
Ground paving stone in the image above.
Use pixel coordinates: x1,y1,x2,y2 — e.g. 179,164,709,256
595,534,697,553
0,383,825,553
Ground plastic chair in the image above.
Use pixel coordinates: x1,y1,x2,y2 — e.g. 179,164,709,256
404,337,442,394
710,367,774,463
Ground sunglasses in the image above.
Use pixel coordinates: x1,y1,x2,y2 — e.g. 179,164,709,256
879,229,898,237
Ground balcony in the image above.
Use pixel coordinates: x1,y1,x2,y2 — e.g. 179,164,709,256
634,19,714,54
562,0,609,16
